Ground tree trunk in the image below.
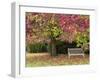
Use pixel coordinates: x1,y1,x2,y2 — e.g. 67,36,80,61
51,39,57,56
48,38,57,56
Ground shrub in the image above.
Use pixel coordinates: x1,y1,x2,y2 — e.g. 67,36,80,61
26,40,89,54
56,40,77,54
26,43,48,53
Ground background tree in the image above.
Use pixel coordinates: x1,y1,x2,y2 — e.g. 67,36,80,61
47,15,62,56
75,28,89,52
59,14,90,52
26,13,62,56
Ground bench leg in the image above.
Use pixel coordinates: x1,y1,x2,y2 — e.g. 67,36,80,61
68,54,70,59
68,54,85,59
83,54,85,57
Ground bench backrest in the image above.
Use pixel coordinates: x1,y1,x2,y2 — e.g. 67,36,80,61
68,48,84,54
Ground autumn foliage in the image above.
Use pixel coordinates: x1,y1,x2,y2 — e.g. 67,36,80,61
59,14,89,32
26,12,90,55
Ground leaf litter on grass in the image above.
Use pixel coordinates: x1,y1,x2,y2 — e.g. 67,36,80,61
26,53,89,67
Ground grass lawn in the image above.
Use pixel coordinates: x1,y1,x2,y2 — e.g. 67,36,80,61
26,53,89,67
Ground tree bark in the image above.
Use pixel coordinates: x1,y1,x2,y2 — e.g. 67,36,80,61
50,38,57,56
52,40,56,56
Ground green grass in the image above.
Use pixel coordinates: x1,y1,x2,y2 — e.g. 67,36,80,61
26,53,89,67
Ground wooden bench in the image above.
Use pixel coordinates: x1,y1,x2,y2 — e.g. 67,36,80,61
68,48,84,58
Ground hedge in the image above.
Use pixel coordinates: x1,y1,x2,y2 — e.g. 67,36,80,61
26,40,79,54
